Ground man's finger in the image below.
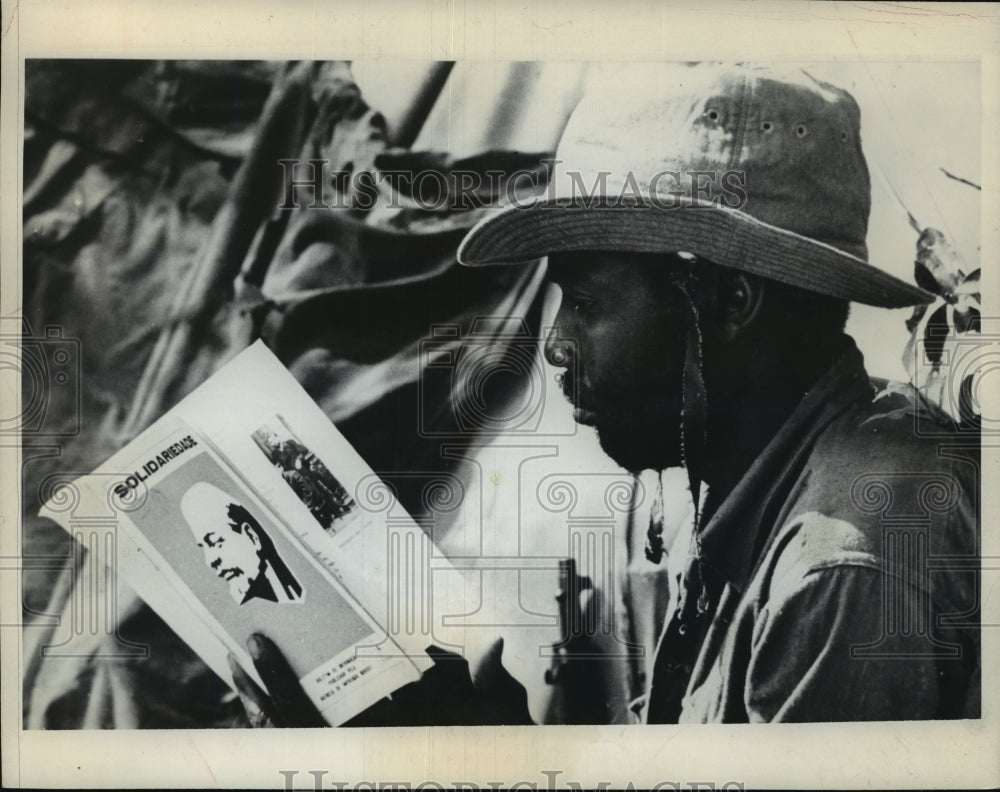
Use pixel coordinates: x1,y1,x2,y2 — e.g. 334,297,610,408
227,652,275,727
247,633,327,727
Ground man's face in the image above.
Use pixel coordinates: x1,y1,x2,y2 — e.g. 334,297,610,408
544,251,689,473
197,521,263,603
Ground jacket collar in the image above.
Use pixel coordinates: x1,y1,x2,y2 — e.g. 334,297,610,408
696,335,875,594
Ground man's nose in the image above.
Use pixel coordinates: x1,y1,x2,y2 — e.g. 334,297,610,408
544,325,573,369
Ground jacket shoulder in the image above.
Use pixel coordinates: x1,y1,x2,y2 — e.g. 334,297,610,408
759,385,978,606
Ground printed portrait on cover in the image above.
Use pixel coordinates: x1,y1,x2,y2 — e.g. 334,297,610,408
181,481,304,606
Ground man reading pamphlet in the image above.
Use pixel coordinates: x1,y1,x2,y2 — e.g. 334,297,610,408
35,61,980,730
41,341,497,726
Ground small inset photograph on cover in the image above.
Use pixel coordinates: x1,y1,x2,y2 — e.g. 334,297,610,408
251,415,359,533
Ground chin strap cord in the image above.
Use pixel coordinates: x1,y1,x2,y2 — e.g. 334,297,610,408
645,266,708,569
645,474,666,563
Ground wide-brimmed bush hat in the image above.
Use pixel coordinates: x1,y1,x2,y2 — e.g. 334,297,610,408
458,63,933,308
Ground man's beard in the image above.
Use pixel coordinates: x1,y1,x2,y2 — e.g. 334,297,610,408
593,404,683,474
564,375,683,474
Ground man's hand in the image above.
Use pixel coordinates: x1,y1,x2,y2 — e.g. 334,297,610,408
228,634,327,727
228,633,534,727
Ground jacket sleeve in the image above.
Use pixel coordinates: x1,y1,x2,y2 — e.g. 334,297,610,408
744,564,955,722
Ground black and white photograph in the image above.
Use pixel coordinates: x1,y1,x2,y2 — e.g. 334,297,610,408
2,1,998,789
252,417,358,532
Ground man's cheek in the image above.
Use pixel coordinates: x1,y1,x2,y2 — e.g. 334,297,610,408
581,341,625,391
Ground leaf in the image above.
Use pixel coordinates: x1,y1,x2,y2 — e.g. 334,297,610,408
953,268,981,304
922,303,950,366
915,227,966,300
913,258,942,296
954,305,980,334
905,303,928,334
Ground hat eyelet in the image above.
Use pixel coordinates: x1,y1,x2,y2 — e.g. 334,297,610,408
760,121,773,133
795,124,808,138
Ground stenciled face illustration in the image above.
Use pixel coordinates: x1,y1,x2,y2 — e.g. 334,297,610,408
196,522,263,603
180,480,303,606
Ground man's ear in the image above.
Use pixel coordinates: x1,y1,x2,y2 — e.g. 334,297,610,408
242,522,262,550
714,271,764,342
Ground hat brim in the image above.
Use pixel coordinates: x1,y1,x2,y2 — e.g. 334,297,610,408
457,197,934,309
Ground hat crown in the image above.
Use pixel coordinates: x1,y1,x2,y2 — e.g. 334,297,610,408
554,63,871,260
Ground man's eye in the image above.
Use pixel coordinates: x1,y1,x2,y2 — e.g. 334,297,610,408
569,297,594,314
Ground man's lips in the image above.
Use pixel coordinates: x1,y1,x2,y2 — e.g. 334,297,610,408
559,375,599,425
